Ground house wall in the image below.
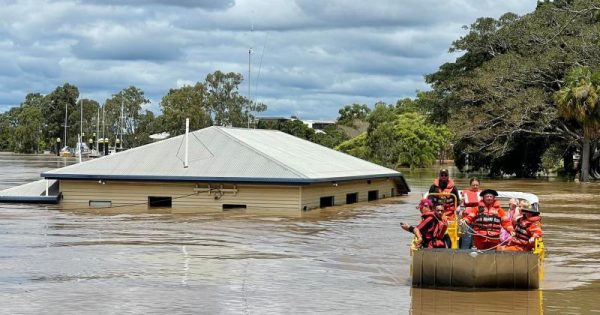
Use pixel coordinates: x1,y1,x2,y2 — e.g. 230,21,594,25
59,180,301,214
300,178,397,210
59,177,399,214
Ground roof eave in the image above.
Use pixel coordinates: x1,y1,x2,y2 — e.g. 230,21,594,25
41,172,406,186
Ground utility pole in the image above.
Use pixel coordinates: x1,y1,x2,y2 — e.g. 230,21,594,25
247,48,252,128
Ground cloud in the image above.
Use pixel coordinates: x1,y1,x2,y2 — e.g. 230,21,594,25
79,0,235,10
0,0,537,120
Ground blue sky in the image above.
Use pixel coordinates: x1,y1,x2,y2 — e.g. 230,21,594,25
0,0,537,120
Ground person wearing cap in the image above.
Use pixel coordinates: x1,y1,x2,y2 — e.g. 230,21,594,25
417,198,433,215
401,203,448,248
461,189,514,250
428,169,460,220
498,201,543,251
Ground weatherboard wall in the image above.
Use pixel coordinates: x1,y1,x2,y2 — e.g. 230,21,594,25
57,178,399,213
58,180,301,213
300,178,397,210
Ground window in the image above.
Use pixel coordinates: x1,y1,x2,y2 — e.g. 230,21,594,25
346,193,358,204
89,200,111,208
223,204,247,210
368,190,379,201
320,196,335,208
148,196,172,208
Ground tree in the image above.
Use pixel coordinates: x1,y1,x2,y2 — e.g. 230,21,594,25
554,66,600,181
337,103,371,126
41,84,79,148
423,1,600,176
204,71,265,127
159,83,212,136
103,86,149,148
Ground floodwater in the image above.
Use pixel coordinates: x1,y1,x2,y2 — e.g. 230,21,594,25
0,152,599,314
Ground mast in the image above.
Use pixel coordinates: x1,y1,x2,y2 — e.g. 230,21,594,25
80,99,83,161
248,48,251,128
63,102,68,148
120,98,124,149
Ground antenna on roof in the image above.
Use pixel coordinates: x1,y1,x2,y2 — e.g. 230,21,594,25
184,118,189,168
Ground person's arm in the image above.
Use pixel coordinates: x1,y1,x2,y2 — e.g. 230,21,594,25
413,227,423,246
401,222,423,246
499,209,515,234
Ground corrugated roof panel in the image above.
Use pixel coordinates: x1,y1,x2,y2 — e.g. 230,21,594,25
43,126,400,182
220,127,397,179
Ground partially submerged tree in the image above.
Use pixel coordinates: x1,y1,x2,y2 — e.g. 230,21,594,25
555,66,600,181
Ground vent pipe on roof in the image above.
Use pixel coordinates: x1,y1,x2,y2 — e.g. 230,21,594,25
184,118,189,168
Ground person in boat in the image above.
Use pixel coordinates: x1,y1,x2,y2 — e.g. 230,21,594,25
459,177,481,249
416,198,433,215
461,189,514,250
428,169,460,221
498,201,543,251
402,203,448,248
500,198,520,242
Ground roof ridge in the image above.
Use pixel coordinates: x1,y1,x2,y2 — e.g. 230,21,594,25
215,127,308,179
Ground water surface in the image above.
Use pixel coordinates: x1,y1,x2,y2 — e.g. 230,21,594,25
0,153,598,314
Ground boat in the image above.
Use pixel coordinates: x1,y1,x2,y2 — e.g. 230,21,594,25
410,191,545,289
59,146,73,157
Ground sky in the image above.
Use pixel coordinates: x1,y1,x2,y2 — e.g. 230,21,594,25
0,0,538,120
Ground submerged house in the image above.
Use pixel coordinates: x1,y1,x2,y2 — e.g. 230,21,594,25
8,127,410,214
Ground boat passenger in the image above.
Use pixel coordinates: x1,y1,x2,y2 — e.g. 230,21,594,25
416,198,434,215
461,189,514,250
459,177,481,249
428,169,460,220
498,202,542,251
500,198,519,242
401,204,448,248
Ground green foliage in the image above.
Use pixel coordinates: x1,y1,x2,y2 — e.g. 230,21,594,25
554,65,600,180
337,103,371,126
103,86,150,148
159,83,212,136
338,109,451,169
311,125,349,148
336,132,370,160
257,119,315,140
424,0,600,177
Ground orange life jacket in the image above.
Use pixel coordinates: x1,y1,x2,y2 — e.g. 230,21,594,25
513,215,542,246
461,189,481,217
472,200,504,237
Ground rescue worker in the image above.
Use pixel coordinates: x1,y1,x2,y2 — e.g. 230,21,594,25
461,189,514,250
428,169,460,220
417,198,433,215
401,204,448,248
459,178,481,249
498,202,542,251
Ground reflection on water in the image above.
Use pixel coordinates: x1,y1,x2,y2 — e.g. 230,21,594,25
0,155,599,313
411,288,542,315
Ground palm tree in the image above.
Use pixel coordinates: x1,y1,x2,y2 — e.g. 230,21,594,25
554,66,600,182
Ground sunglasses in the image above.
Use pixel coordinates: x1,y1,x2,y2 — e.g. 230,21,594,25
440,174,448,177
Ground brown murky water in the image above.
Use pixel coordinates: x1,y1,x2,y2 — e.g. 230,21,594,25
0,153,599,314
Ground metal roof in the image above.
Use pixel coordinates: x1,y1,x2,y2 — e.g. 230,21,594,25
42,126,406,186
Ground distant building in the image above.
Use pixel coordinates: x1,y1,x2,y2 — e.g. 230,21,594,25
303,120,336,131
4,126,410,214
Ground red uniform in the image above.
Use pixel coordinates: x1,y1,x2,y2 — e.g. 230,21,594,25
463,200,514,250
416,211,448,248
499,214,542,251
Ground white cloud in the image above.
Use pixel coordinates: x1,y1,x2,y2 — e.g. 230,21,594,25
0,0,537,118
